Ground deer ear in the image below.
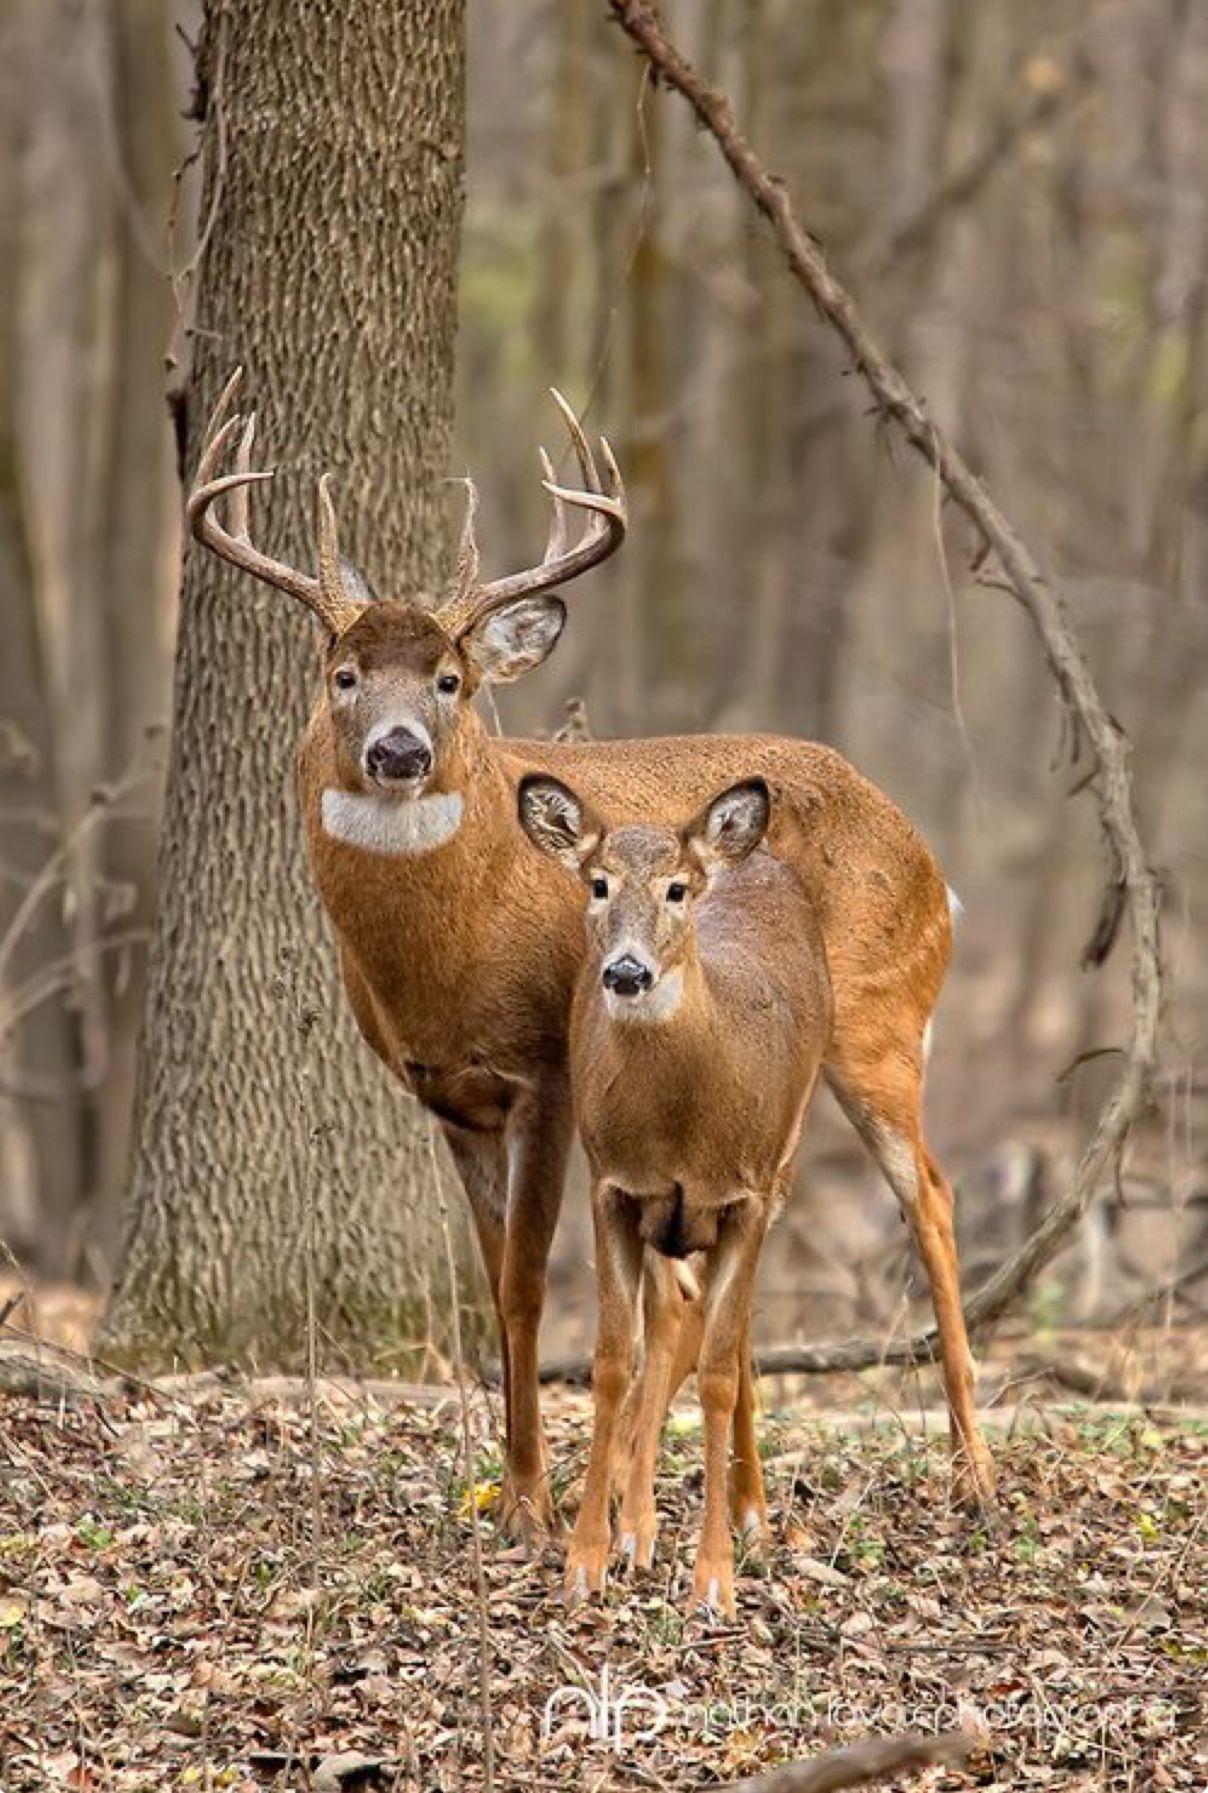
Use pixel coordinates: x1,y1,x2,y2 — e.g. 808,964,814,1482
338,558,377,605
462,595,566,684
518,774,600,872
686,778,771,871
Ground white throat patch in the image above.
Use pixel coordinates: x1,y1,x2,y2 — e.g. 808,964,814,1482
321,788,464,857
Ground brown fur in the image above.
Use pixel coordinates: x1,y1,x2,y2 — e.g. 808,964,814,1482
290,598,993,1540
519,781,833,1612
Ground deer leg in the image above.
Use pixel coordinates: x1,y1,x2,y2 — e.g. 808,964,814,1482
729,1319,769,1547
442,1125,512,1492
693,1202,767,1617
496,1077,574,1546
616,1253,683,1568
567,1184,642,1598
829,1053,995,1505
612,1253,703,1490
910,1145,996,1503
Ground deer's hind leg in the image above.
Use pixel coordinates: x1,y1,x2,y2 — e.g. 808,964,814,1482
827,1033,995,1506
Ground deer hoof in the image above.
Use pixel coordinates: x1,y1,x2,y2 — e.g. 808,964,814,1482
617,1512,658,1570
952,1442,997,1510
737,1506,770,1553
690,1562,735,1619
564,1549,608,1602
498,1486,554,1554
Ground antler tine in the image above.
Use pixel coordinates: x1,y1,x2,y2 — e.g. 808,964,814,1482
435,391,627,639
206,366,245,453
599,435,623,502
185,413,272,529
539,448,569,564
538,477,625,530
228,412,258,542
549,386,602,494
185,369,368,635
456,477,482,591
317,475,343,602
189,409,235,490
188,463,278,515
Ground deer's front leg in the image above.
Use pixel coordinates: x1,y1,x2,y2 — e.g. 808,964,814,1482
497,1074,573,1546
442,1125,514,1501
618,1253,701,1568
729,1319,769,1548
693,1201,767,1617
567,1184,642,1598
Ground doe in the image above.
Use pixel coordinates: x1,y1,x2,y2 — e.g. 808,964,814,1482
519,772,832,1615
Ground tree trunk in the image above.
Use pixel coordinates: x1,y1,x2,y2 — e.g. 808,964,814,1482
100,0,482,1370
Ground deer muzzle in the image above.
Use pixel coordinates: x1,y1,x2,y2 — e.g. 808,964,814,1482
364,724,433,787
601,953,655,998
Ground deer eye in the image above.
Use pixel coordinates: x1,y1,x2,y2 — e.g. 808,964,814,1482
333,667,358,692
436,671,461,695
589,876,609,902
666,881,688,904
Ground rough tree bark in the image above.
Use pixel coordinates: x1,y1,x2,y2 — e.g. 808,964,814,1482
100,0,481,1369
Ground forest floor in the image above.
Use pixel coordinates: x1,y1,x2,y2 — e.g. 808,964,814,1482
0,1293,1204,1792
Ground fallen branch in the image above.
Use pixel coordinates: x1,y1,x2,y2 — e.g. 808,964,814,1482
0,1336,465,1413
0,1346,103,1407
607,0,1163,1362
728,1729,975,1793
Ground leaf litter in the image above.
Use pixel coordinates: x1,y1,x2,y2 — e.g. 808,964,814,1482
0,1376,1203,1791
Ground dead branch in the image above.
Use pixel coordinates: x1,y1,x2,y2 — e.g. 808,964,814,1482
0,1345,103,1406
608,0,1163,1364
1014,1354,1123,1401
428,1120,496,1792
0,1326,463,1412
727,1729,975,1793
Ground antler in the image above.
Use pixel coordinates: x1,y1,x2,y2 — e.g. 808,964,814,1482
435,389,627,640
186,369,369,637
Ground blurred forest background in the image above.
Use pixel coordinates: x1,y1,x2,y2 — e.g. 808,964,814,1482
2,0,1205,1351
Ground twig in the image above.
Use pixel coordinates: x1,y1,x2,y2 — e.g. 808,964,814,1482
727,1728,976,1792
428,1122,495,1791
0,774,150,990
608,0,1163,1360
169,10,228,321
1100,1250,1208,1327
928,427,982,823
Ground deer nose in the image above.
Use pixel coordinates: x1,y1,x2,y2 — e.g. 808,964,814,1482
365,728,432,783
602,955,654,997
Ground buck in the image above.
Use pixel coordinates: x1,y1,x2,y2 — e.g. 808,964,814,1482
187,372,994,1545
518,772,832,1613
